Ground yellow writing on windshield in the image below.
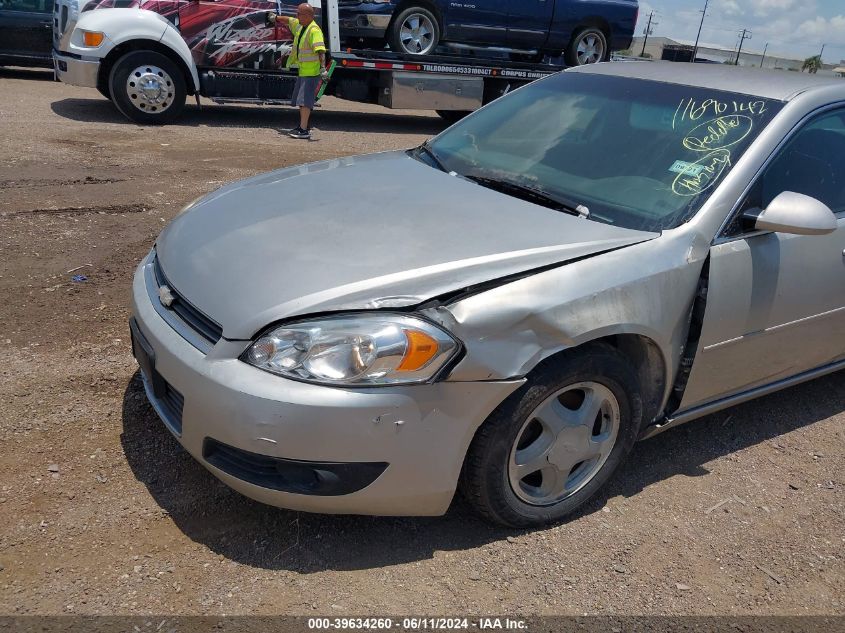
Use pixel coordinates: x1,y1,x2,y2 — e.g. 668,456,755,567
669,95,770,197
683,115,753,152
673,97,767,129
672,149,733,196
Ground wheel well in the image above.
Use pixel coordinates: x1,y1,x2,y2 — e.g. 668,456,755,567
574,17,611,42
99,40,196,96
535,334,667,426
388,0,443,36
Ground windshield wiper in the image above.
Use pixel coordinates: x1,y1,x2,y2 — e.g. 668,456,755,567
465,176,591,219
414,142,448,172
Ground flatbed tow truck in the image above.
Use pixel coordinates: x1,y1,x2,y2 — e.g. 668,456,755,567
53,0,565,123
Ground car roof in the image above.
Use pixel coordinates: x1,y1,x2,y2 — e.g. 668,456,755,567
568,61,845,101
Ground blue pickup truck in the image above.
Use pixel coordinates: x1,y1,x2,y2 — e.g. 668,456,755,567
339,0,638,64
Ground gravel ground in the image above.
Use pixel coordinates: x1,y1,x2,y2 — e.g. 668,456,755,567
0,66,843,618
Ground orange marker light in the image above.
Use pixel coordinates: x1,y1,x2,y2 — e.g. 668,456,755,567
83,31,104,47
398,330,439,371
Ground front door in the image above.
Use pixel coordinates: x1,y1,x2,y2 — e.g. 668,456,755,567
0,0,53,65
507,0,553,49
680,106,845,410
443,0,508,46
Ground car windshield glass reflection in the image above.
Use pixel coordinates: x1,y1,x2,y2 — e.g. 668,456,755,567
427,73,784,231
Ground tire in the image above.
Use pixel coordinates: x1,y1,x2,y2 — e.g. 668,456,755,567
108,50,186,125
565,27,609,66
388,6,440,56
436,109,471,124
460,344,642,527
96,75,110,100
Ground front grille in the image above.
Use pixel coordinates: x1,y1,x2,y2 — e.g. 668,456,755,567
202,439,389,496
152,254,223,345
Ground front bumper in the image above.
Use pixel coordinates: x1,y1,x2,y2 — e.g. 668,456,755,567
131,253,522,516
53,50,99,88
339,8,392,38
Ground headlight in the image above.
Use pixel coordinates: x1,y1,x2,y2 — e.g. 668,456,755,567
243,314,460,386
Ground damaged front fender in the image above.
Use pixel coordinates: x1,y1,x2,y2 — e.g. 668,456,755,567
426,231,711,415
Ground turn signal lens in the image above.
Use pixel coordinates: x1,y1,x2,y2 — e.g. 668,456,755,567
82,31,104,47
398,330,439,371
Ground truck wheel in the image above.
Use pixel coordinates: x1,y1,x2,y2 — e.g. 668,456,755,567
389,6,440,55
460,345,642,527
108,51,186,124
565,27,608,66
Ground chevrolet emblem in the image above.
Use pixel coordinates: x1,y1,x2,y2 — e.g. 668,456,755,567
158,285,175,308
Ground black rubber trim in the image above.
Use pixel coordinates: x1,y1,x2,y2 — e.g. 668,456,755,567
202,438,388,496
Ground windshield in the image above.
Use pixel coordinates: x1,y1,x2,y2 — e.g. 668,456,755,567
425,72,784,231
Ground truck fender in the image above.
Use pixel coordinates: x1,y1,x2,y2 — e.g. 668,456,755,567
73,8,200,91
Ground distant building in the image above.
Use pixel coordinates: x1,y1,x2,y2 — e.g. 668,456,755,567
628,36,814,72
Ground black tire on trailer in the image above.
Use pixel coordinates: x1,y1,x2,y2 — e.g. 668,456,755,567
108,50,186,124
460,344,643,527
388,6,440,56
564,27,609,66
436,109,471,124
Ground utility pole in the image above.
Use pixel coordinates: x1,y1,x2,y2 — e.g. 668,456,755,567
819,43,826,63
735,29,751,65
641,10,656,57
692,0,708,61
759,42,768,68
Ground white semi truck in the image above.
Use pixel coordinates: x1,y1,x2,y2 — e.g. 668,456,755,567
52,0,565,123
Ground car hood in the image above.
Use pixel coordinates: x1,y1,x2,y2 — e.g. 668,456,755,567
156,151,657,339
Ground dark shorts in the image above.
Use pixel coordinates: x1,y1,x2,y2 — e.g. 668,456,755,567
291,75,320,109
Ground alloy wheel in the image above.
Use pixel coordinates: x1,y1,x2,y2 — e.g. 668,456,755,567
126,65,176,114
576,33,605,64
508,381,620,506
399,13,436,54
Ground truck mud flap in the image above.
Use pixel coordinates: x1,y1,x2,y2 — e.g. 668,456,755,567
200,70,297,101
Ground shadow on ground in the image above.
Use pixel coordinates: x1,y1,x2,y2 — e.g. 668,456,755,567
50,98,446,135
0,66,55,81
120,368,844,572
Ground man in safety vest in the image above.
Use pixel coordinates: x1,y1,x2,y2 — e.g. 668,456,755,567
267,3,328,139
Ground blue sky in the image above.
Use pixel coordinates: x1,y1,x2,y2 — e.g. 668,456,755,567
635,0,845,63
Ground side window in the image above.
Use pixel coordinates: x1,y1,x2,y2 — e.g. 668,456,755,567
725,107,845,237
0,0,52,11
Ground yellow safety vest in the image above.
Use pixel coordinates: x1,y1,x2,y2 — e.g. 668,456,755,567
287,18,326,77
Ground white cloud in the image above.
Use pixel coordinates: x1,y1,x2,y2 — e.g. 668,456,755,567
749,0,802,15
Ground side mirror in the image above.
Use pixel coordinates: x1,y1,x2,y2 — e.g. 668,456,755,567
743,191,838,236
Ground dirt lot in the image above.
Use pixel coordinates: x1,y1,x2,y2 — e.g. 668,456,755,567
0,67,843,618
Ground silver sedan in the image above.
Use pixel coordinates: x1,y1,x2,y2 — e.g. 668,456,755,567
131,62,845,527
